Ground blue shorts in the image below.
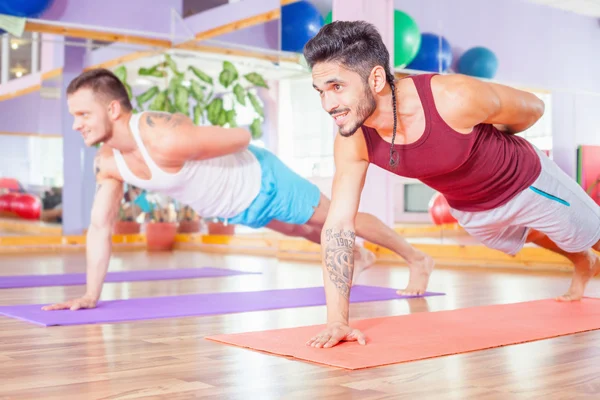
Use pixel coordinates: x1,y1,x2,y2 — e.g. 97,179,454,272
220,145,322,229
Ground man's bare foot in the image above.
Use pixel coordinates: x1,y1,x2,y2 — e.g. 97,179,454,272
352,246,376,285
556,250,600,302
397,250,435,296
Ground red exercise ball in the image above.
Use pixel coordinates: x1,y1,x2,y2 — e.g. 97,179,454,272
10,194,42,220
428,192,457,225
0,192,19,217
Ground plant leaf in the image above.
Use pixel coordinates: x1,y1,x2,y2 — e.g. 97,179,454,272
165,95,176,113
148,90,167,111
190,80,205,102
217,109,227,126
164,54,182,77
206,98,224,125
249,118,262,139
247,91,264,117
114,65,127,82
138,64,165,78
193,104,204,125
233,83,246,106
168,75,183,97
226,109,237,127
135,86,159,105
219,61,238,88
189,66,213,85
174,86,190,116
244,72,269,89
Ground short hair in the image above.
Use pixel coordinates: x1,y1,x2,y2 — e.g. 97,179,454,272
303,20,394,84
66,68,133,112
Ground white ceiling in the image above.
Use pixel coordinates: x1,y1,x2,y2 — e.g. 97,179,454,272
524,0,600,17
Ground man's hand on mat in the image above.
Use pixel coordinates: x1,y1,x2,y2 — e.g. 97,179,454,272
306,322,366,348
41,296,97,311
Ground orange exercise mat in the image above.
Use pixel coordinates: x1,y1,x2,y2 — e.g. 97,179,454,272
206,298,600,370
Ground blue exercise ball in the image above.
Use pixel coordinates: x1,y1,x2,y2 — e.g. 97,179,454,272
406,32,452,73
457,46,498,79
281,0,324,53
0,0,55,18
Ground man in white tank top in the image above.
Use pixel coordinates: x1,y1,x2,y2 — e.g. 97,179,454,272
42,68,434,313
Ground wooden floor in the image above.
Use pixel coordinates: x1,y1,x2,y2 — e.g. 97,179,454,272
1,251,600,399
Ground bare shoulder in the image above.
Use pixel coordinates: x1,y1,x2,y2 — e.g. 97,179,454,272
139,111,196,151
94,145,122,182
429,74,499,132
431,74,490,102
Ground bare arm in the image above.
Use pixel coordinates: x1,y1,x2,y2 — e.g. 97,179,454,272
321,133,369,325
84,174,123,301
42,154,122,311
435,74,545,134
144,112,252,162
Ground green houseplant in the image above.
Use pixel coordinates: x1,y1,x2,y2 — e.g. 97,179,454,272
113,52,269,241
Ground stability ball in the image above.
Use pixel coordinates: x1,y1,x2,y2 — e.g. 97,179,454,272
457,46,498,79
281,0,324,53
428,193,457,225
393,10,420,68
0,0,56,18
0,193,17,216
322,9,420,68
406,32,452,72
11,194,42,220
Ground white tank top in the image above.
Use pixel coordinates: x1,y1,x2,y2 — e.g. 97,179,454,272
112,112,262,218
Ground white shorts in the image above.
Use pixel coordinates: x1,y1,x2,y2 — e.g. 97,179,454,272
450,146,600,256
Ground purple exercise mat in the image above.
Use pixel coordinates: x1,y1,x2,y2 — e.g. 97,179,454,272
0,286,444,326
0,267,260,289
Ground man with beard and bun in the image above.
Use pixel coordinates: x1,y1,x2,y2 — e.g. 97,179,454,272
303,20,600,349
42,67,434,312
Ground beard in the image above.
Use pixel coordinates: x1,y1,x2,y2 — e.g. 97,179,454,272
337,85,377,137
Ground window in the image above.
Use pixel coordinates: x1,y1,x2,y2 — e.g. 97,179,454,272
515,90,552,153
277,75,334,178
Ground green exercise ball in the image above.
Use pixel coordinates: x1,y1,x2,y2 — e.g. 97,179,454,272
323,10,420,68
393,10,420,68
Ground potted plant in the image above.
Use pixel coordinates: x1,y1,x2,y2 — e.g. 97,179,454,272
177,203,201,233
113,52,269,237
113,184,142,235
144,193,178,251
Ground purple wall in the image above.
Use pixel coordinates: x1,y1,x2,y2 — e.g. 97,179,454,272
179,0,279,46
0,92,42,134
216,20,279,50
41,0,183,36
396,0,600,92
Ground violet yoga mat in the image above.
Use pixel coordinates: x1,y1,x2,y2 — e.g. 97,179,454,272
0,285,444,326
0,267,260,289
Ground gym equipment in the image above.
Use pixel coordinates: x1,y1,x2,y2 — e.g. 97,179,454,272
406,32,452,72
457,46,499,79
281,0,324,53
428,192,457,225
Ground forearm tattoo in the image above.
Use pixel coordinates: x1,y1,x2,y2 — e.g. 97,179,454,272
324,228,355,299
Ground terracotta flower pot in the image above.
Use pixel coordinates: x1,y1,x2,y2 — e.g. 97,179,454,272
177,219,201,233
146,221,178,251
113,220,141,235
207,221,236,236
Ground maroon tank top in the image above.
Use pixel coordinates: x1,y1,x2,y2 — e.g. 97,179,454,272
362,73,542,212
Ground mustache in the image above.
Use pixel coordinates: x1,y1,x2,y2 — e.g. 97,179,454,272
329,108,350,117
